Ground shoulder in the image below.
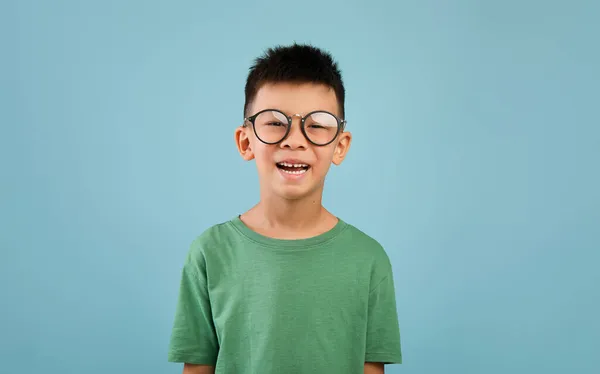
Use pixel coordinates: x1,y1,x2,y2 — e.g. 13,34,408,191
340,220,393,273
185,219,239,264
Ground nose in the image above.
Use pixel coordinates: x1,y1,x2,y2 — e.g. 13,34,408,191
280,115,307,149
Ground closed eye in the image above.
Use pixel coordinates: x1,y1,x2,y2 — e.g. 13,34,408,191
266,121,286,127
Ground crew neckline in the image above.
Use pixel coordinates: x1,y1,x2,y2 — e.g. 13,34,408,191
229,215,348,249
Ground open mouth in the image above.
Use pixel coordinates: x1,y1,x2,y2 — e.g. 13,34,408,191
276,162,310,175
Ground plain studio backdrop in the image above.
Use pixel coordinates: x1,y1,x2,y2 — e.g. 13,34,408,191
1,0,598,373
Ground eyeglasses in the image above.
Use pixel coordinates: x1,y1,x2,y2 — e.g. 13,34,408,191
243,109,347,146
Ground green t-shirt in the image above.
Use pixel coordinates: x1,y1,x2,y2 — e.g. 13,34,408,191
168,216,402,373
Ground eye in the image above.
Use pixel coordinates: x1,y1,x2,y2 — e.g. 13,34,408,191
308,123,327,130
266,121,286,127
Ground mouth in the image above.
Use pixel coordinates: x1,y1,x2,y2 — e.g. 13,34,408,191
276,161,311,175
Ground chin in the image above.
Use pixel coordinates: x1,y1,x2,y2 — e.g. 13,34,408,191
274,186,312,201
268,181,315,200
276,180,326,201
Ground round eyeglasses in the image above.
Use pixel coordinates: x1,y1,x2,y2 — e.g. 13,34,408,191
243,109,347,146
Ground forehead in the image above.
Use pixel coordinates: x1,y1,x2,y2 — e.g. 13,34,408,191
251,82,339,116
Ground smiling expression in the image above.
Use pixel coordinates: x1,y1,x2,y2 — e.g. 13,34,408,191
236,82,352,201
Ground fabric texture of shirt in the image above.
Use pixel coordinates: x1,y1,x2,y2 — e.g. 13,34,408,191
168,216,402,373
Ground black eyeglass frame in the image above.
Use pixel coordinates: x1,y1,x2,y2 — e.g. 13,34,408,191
243,109,347,146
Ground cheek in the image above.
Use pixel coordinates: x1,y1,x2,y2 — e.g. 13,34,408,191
312,148,336,171
251,144,275,169
316,147,336,163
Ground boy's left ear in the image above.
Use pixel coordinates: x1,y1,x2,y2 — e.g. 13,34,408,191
332,131,352,165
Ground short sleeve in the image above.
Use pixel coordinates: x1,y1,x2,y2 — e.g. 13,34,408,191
365,271,402,364
168,246,219,364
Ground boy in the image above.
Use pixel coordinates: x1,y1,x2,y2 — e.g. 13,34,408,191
168,43,402,374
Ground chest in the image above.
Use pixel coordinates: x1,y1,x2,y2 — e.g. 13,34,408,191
206,246,371,337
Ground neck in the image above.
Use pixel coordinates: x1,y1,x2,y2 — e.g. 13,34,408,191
240,185,339,240
257,190,325,230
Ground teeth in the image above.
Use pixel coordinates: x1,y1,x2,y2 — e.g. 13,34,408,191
278,162,308,168
281,168,307,175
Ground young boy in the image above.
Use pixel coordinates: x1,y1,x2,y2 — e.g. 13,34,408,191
168,43,402,374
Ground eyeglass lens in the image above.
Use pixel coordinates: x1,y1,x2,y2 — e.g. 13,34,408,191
253,110,339,145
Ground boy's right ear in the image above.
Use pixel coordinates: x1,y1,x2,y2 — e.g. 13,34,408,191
235,126,255,161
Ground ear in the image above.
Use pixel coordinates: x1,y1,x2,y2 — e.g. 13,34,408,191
332,131,352,165
235,126,255,161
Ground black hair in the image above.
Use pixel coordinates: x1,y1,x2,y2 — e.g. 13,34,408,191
244,43,345,118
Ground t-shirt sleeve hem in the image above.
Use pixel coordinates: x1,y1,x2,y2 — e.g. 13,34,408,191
365,352,402,364
167,351,217,365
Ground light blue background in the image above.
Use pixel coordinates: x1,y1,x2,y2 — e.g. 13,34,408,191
2,0,599,373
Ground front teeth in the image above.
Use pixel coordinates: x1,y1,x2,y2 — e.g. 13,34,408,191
279,162,308,168
281,169,307,175
277,162,309,175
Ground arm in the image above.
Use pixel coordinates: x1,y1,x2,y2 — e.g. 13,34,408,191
183,363,215,374
364,258,402,366
168,241,219,367
364,362,385,374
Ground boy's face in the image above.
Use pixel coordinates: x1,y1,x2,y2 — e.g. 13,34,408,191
235,82,352,201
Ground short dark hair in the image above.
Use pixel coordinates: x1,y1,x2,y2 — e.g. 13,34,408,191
244,43,345,118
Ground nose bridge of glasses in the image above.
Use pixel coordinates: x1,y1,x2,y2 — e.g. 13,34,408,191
289,113,304,125
281,114,307,145
287,113,306,129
